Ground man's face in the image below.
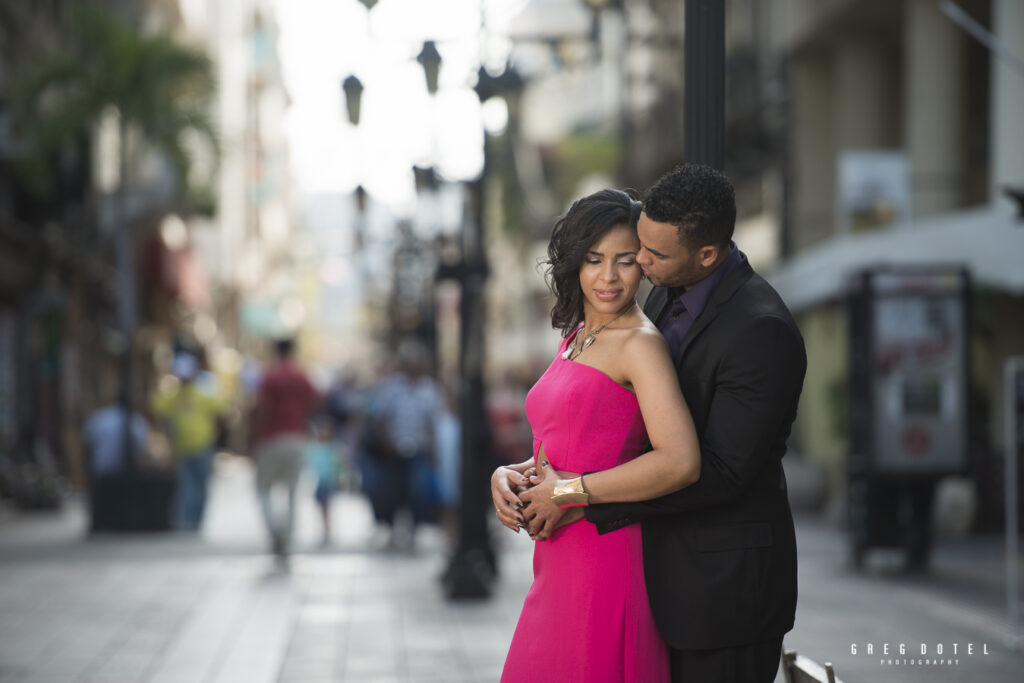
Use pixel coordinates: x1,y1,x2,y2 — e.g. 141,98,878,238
636,212,715,289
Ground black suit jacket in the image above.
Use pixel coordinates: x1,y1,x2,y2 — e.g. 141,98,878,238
586,254,807,651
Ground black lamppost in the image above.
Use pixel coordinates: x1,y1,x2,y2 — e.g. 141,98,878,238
411,35,496,598
581,0,617,47
682,0,725,169
440,60,527,600
342,75,364,126
352,184,368,253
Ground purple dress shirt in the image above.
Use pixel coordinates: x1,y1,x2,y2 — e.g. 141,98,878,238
658,242,743,358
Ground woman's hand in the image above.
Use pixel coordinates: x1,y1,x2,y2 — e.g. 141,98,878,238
491,465,532,532
521,459,579,540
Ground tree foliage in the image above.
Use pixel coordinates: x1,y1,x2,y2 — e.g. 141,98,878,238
12,3,217,201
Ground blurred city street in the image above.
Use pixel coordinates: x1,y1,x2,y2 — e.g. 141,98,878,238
0,456,535,683
2,1,1024,682
0,457,1021,682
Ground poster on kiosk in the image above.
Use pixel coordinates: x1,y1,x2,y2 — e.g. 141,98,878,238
848,267,970,477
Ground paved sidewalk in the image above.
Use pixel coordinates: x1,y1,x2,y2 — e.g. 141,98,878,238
0,456,535,683
2,455,1023,682
783,514,1023,682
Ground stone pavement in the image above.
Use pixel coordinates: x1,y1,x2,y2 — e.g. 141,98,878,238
1,455,1023,682
781,514,1024,682
0,456,535,683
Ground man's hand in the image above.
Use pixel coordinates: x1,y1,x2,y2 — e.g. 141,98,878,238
491,466,531,532
521,460,579,540
554,506,584,530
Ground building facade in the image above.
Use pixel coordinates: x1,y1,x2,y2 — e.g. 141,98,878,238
765,0,1024,527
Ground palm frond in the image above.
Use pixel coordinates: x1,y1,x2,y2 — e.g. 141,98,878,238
10,2,218,201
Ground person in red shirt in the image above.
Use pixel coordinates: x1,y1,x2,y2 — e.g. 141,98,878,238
249,338,320,563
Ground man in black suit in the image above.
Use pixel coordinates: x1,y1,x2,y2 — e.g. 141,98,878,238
499,164,806,682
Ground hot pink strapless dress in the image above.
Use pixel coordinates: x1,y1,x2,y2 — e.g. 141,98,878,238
501,331,669,683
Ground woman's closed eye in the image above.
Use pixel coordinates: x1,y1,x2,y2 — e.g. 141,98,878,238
585,256,637,266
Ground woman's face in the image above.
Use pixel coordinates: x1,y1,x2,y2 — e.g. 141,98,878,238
578,225,642,318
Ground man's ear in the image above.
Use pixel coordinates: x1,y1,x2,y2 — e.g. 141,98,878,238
698,245,720,268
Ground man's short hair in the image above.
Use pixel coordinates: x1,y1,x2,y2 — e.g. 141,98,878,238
643,163,736,248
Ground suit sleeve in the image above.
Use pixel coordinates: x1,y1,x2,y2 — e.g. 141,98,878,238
585,314,806,533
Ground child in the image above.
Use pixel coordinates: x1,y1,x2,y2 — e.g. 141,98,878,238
307,414,342,546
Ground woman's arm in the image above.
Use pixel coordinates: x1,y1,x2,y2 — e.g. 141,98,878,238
523,329,700,538
575,329,700,504
585,314,807,533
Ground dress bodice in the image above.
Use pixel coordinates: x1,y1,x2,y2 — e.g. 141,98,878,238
504,327,668,683
524,328,648,473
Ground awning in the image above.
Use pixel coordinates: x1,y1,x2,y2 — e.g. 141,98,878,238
764,204,1024,313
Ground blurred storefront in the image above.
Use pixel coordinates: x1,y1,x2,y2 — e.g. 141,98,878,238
0,216,116,505
0,0,237,510
178,0,296,362
762,0,1024,531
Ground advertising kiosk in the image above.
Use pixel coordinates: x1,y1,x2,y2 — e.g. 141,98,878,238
846,267,970,569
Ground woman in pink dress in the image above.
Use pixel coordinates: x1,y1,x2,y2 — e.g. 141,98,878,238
495,189,701,683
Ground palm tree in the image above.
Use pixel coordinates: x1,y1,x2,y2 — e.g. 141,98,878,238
12,4,218,485
14,4,217,192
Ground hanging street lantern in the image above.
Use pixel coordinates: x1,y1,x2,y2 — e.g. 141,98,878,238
413,165,439,193
683,0,725,169
473,62,525,104
417,40,442,95
342,75,363,125
354,184,368,213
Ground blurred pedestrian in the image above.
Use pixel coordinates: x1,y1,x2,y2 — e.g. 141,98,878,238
435,389,461,544
307,413,342,546
83,394,150,479
487,371,533,467
249,338,320,563
151,351,225,531
323,367,363,490
360,341,443,550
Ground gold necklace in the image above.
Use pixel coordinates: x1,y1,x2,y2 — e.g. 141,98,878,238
562,303,636,361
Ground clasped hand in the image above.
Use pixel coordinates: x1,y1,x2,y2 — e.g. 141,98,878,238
490,460,584,541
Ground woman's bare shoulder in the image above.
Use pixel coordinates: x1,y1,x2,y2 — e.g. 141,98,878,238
623,318,667,344
619,321,671,360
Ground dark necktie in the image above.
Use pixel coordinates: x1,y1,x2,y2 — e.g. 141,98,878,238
662,296,688,359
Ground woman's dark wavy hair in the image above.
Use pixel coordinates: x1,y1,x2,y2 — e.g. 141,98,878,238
544,188,642,337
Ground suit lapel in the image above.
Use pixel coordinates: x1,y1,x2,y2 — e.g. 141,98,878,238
643,286,671,325
674,257,754,365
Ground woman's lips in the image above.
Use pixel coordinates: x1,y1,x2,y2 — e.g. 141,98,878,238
594,289,621,301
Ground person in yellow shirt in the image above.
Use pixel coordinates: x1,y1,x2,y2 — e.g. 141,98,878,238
151,352,225,531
